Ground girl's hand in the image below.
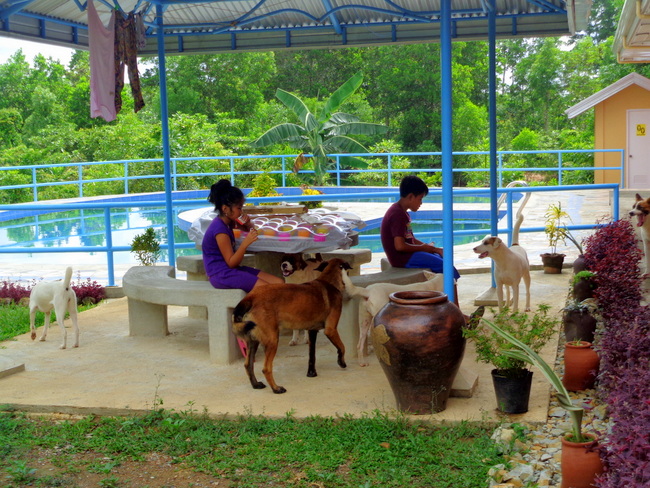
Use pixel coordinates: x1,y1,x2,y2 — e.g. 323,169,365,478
242,228,258,246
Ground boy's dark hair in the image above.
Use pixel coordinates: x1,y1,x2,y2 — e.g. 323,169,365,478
208,179,245,214
399,175,429,198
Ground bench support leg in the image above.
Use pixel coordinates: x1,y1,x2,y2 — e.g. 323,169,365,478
207,305,242,365
127,298,169,337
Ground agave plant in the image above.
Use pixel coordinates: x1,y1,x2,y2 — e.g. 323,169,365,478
484,318,587,442
251,72,388,186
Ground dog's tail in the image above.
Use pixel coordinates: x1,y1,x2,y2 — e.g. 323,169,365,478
232,298,257,337
512,213,524,245
63,266,73,291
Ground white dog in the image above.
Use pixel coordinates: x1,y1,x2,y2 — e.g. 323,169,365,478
472,214,531,312
29,267,79,349
280,253,323,345
342,271,444,366
629,193,650,274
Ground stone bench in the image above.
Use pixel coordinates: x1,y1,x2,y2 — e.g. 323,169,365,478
122,266,245,365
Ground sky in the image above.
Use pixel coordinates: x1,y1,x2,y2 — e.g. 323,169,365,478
0,38,76,66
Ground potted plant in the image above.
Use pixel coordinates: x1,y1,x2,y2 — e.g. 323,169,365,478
130,227,162,266
562,298,598,343
541,202,569,273
571,270,596,302
565,227,587,273
484,319,603,488
463,304,557,414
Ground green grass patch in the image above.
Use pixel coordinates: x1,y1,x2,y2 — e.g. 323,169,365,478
0,409,502,487
0,303,95,342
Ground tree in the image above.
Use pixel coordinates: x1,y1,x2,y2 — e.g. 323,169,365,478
251,72,388,185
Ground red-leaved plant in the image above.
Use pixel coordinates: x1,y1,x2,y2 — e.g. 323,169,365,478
582,218,650,487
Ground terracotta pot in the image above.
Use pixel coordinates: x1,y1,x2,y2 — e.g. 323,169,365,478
372,290,466,414
541,253,566,274
572,254,588,273
563,310,597,343
491,369,533,414
561,433,603,488
563,341,599,391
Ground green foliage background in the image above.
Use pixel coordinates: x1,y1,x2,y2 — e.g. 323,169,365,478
0,0,637,198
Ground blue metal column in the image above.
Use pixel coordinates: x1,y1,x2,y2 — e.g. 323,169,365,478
156,4,176,268
488,0,498,289
440,0,454,301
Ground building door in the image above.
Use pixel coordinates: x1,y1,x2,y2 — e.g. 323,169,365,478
627,109,650,188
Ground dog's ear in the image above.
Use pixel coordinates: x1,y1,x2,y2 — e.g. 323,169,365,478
341,261,352,270
314,252,323,262
636,193,644,202
492,237,503,248
315,260,330,272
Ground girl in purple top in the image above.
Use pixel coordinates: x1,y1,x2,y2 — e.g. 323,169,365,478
202,180,283,292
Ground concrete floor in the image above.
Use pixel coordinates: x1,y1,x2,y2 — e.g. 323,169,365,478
0,269,570,423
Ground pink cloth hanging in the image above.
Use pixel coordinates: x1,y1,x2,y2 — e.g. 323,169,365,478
88,0,116,122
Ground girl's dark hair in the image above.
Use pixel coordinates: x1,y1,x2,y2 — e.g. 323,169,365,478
208,179,244,214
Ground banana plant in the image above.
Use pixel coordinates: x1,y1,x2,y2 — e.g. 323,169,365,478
251,72,388,185
483,318,587,442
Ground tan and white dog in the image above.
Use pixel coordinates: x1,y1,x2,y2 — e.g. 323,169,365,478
280,253,323,345
342,271,444,366
629,193,650,274
472,214,531,312
29,266,79,349
233,259,351,394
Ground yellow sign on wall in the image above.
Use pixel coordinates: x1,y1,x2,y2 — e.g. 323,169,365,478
637,124,646,136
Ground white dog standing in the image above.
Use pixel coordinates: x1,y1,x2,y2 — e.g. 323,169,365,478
472,214,531,312
29,266,79,349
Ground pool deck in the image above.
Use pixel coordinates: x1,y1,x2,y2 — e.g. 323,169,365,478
0,188,639,423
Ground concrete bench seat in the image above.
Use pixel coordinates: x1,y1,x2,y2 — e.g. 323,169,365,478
123,266,245,365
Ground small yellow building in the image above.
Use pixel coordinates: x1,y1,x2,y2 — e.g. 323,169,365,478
566,72,650,188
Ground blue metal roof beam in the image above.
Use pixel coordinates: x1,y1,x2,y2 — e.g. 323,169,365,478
321,0,343,35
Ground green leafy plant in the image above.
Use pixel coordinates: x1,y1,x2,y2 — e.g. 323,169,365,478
246,172,283,205
251,72,389,186
571,270,596,286
463,305,558,377
544,202,570,255
130,227,161,266
483,318,587,443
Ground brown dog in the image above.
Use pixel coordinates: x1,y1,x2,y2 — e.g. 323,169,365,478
232,258,351,394
280,252,323,345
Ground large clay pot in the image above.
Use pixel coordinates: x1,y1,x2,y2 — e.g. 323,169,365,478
372,290,466,414
563,341,599,391
563,310,597,343
572,254,588,273
561,434,603,488
541,253,566,274
491,369,533,414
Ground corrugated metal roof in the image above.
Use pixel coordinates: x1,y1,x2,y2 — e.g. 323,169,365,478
1,0,591,55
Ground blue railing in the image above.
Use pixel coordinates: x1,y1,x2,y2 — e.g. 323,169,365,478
0,149,625,202
0,184,621,286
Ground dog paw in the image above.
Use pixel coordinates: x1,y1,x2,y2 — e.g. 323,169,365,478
358,360,369,367
39,337,46,342
252,382,266,389
272,386,287,394
288,340,298,346
59,345,66,350
31,332,36,341
338,358,347,369
307,369,317,378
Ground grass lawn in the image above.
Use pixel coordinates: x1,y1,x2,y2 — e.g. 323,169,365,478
0,409,503,488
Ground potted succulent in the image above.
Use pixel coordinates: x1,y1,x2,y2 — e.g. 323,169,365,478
463,304,557,414
484,319,603,488
563,298,598,343
541,202,569,273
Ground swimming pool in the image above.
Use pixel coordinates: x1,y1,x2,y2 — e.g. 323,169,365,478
0,188,505,268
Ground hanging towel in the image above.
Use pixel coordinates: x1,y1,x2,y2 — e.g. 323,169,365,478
88,0,116,122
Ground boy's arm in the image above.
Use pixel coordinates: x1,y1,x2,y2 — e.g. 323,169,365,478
394,236,443,256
